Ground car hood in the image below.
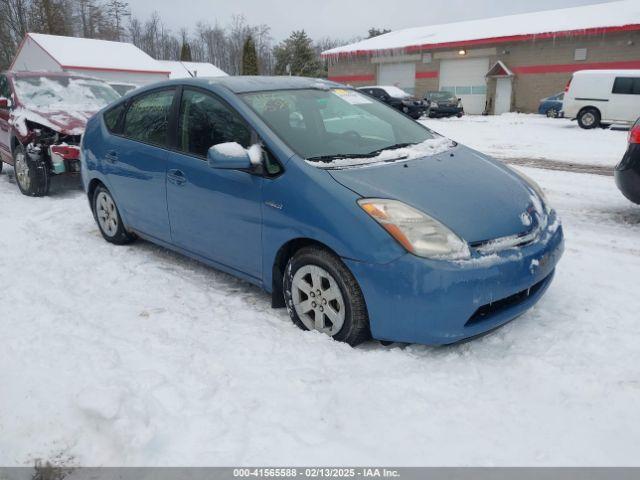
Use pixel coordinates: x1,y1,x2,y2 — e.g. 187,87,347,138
328,145,541,244
11,106,97,136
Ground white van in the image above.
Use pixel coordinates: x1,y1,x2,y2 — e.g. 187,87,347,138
563,70,640,129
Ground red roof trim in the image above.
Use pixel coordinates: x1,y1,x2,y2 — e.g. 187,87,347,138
323,24,640,59
513,59,640,74
415,71,438,79
62,65,171,75
327,74,375,83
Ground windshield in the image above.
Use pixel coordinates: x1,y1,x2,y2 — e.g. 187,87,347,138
242,88,438,162
14,76,121,111
381,86,412,98
427,91,456,101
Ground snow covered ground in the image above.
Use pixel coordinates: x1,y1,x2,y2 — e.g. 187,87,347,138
421,113,629,167
1,159,640,467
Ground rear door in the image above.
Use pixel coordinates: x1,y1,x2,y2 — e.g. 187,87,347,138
0,75,12,162
610,76,640,123
104,88,176,242
166,87,263,279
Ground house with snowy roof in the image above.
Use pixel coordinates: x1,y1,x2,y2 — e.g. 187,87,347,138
10,33,171,92
322,0,640,114
159,60,228,79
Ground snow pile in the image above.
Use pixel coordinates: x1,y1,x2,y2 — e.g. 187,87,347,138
310,137,454,169
421,113,628,167
323,0,640,56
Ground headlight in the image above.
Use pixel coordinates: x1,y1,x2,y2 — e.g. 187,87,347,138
430,101,438,108
358,199,470,260
510,168,552,214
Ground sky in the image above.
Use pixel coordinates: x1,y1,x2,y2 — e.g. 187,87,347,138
126,0,620,43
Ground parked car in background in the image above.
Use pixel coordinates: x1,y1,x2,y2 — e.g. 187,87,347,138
424,91,464,118
0,71,120,196
615,117,640,204
563,70,640,129
81,76,563,347
358,85,426,119
538,92,564,118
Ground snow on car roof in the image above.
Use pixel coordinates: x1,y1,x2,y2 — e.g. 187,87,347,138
25,33,170,74
159,60,227,79
573,69,640,76
322,0,640,57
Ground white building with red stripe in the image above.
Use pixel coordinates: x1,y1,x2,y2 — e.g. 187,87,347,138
10,33,171,89
322,0,640,114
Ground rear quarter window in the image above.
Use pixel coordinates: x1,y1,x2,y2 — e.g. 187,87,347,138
612,77,640,95
104,103,126,134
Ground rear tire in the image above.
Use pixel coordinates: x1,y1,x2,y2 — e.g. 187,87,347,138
14,144,50,196
546,108,559,118
283,246,370,346
92,185,135,245
577,107,600,129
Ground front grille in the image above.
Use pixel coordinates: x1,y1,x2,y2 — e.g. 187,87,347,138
465,273,551,327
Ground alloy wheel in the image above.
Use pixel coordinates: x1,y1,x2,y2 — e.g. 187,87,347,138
14,151,30,191
291,264,346,335
96,191,119,237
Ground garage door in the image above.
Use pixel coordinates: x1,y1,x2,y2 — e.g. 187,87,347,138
378,63,416,94
439,58,489,115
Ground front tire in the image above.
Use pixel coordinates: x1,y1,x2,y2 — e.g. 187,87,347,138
14,144,50,196
546,108,559,118
284,246,370,346
92,185,135,245
578,108,600,129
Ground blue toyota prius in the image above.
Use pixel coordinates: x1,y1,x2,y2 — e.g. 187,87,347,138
81,76,564,346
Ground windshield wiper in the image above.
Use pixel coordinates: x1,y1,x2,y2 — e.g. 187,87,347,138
362,142,417,158
307,153,371,163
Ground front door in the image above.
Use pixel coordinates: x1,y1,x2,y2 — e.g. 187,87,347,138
0,75,12,162
495,78,513,115
166,87,263,279
104,88,176,242
610,76,640,123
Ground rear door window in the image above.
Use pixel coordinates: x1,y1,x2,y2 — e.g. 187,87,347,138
123,89,176,146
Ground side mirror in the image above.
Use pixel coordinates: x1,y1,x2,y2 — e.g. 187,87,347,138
207,142,263,170
0,97,11,109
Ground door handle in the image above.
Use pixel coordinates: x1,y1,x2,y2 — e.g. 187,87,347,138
105,151,118,164
167,169,186,186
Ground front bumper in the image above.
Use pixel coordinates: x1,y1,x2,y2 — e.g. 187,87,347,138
344,216,564,345
615,145,640,204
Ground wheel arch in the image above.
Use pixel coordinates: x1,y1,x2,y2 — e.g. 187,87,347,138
577,105,601,118
271,237,343,308
87,178,106,206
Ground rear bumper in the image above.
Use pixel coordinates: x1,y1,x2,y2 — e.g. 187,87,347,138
430,106,463,117
344,216,564,345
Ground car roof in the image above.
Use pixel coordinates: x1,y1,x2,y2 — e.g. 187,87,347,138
573,69,640,77
190,76,343,93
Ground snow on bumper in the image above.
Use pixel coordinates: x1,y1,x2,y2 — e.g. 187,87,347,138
344,214,564,345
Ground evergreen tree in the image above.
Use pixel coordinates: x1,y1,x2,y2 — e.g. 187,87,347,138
180,42,192,61
274,30,322,77
367,27,391,38
241,34,259,75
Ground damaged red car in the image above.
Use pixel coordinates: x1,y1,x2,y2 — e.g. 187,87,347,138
0,71,120,196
